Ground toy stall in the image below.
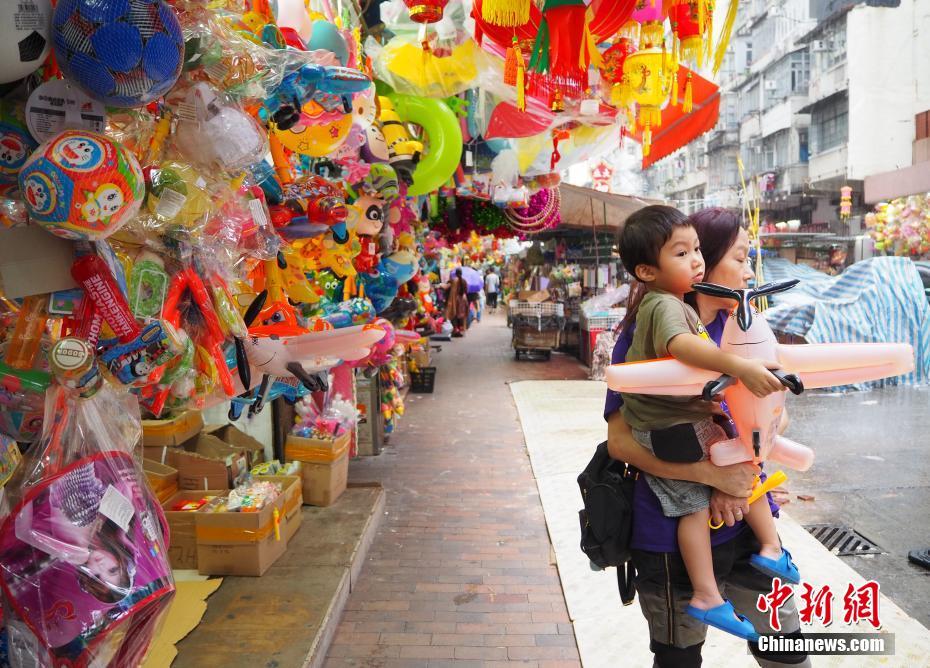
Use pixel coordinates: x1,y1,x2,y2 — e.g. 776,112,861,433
0,0,746,662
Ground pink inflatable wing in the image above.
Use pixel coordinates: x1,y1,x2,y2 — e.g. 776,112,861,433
282,325,385,361
776,343,914,389
605,357,719,396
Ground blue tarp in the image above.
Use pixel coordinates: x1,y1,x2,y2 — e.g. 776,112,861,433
762,256,930,389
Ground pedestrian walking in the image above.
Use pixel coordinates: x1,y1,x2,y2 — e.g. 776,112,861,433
485,268,500,312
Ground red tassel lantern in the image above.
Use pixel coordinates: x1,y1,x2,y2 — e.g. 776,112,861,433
670,0,710,66
403,0,449,23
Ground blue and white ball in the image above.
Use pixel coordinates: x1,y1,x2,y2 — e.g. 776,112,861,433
52,0,184,108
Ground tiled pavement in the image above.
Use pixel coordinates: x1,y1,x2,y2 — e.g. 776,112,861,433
324,312,588,668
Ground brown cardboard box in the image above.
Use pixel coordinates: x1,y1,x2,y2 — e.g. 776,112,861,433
143,459,179,505
162,489,227,570
203,424,266,469
517,290,550,303
142,411,204,447
142,445,184,469
285,431,350,507
174,433,250,490
254,475,303,543
195,491,288,576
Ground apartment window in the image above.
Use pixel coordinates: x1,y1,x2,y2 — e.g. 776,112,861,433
791,51,810,93
745,41,753,68
798,129,809,163
811,96,848,154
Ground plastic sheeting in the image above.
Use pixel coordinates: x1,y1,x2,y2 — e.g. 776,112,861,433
763,256,930,388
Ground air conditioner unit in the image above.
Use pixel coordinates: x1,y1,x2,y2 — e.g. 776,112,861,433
764,80,777,91
811,39,828,52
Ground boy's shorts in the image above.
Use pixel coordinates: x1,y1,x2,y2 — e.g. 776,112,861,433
633,418,727,517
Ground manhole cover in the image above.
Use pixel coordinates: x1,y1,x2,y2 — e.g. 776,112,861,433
804,524,884,556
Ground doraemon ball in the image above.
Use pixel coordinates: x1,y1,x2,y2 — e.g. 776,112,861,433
18,130,145,240
52,0,184,108
0,0,52,85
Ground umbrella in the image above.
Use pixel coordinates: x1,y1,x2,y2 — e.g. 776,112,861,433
459,266,484,293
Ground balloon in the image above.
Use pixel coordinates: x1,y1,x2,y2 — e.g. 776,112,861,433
0,1,51,84
385,95,462,197
307,21,349,66
275,0,313,43
274,106,353,157
359,269,399,313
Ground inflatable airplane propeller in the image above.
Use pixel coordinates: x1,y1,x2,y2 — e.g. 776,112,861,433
606,280,914,472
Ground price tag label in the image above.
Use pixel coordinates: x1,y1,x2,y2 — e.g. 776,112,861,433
99,485,134,533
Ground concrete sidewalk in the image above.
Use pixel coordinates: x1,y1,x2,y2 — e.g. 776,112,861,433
510,380,930,668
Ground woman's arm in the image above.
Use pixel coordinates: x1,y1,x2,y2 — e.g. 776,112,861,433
607,411,758,496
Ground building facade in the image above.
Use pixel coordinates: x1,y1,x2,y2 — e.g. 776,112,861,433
644,0,926,236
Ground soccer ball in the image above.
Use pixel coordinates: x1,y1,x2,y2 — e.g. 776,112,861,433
0,0,52,85
52,0,184,108
18,130,145,240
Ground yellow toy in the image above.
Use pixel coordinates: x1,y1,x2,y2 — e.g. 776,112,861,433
377,96,423,185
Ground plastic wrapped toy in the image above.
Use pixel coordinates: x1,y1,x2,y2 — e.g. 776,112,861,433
0,381,174,667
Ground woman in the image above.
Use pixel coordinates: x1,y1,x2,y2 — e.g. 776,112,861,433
605,208,810,668
445,268,468,337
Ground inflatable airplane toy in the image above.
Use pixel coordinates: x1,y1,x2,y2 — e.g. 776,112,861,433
606,280,914,472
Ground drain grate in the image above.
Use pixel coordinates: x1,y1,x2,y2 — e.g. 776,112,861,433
804,524,884,556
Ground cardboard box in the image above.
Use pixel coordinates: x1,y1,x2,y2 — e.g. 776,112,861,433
517,290,550,303
143,459,179,505
0,226,79,298
142,411,203,447
142,445,184,469
195,490,288,576
254,475,303,543
162,489,227,570
203,424,266,469
174,432,250,491
285,431,350,507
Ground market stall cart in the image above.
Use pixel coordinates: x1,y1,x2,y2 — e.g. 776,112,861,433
510,301,565,360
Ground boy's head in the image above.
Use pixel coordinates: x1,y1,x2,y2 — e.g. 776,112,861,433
618,205,704,294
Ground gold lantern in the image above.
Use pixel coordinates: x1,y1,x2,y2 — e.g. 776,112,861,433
623,46,672,155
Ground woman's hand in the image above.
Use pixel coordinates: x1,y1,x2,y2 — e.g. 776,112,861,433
699,460,759,497
709,490,751,527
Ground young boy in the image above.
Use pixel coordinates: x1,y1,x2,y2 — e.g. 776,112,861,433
617,206,800,641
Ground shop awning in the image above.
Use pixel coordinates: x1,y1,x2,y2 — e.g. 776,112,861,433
630,67,720,169
559,184,662,231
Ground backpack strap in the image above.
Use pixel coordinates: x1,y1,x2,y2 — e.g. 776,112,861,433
618,561,636,605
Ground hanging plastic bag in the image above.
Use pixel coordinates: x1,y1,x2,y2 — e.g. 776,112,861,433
0,382,174,668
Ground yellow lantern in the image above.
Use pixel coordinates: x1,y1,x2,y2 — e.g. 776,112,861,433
622,47,672,156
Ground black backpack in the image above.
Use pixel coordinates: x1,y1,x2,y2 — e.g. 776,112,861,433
577,441,638,605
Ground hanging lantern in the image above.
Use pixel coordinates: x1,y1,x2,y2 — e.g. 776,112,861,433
600,38,636,108
529,0,602,100
840,185,853,220
480,0,531,27
621,0,666,47
669,0,707,66
623,46,671,156
403,0,449,23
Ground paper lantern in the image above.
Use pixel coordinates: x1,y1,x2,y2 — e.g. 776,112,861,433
670,0,710,66
622,47,671,155
840,185,853,220
403,0,449,24
529,0,601,99
18,130,145,240
624,0,665,47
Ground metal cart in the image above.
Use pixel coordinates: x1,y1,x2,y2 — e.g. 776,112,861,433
510,302,565,360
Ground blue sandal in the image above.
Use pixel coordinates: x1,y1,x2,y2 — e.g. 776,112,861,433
685,600,760,641
750,548,800,584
